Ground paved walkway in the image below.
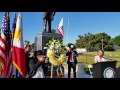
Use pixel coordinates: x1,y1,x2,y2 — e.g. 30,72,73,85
63,72,92,78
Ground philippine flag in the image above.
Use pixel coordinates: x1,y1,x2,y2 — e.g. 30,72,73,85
12,12,26,78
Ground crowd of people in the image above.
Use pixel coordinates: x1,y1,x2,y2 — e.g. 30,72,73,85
1,42,118,78
24,45,50,78
23,43,79,78
14,43,117,78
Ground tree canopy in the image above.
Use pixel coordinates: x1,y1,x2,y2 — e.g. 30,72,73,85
112,35,120,47
75,32,114,51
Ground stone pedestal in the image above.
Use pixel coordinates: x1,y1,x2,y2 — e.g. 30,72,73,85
35,32,62,51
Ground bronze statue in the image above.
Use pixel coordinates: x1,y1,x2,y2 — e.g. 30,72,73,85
43,12,56,33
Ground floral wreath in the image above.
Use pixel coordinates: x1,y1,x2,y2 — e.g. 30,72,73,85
46,38,66,66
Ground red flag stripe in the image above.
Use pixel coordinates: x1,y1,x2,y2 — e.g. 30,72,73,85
0,56,6,68
12,46,26,77
58,29,63,38
7,69,12,78
0,56,6,76
0,38,6,48
5,56,12,77
0,47,5,56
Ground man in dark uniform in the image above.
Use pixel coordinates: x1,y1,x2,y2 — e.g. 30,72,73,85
43,12,55,33
66,44,78,78
24,45,34,74
26,50,45,78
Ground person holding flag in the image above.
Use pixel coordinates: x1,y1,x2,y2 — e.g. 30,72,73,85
12,12,27,78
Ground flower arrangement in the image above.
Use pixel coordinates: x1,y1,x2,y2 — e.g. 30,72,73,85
46,38,66,66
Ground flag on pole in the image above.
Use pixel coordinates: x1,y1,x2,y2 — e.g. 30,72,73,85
5,12,13,78
12,12,17,77
0,12,12,78
58,17,64,39
12,12,26,78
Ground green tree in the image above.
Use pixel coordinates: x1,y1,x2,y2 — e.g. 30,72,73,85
113,35,120,46
31,43,35,51
75,32,114,51
75,33,95,51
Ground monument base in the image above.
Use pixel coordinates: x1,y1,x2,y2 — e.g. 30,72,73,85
35,32,62,51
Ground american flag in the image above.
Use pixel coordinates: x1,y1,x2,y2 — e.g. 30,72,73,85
0,12,12,78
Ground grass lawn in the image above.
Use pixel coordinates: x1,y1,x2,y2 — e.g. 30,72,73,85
83,51,120,57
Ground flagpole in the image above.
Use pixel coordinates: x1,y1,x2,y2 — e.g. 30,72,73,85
12,12,17,78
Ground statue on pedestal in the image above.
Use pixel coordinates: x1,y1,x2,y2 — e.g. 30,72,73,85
43,12,56,33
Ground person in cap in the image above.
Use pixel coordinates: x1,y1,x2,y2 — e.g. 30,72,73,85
27,50,45,78
66,43,78,78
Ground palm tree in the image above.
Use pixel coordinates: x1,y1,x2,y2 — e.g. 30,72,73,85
24,40,30,45
27,41,30,45
25,40,27,44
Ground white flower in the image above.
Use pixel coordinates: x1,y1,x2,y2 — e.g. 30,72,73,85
44,47,48,49
88,65,93,68
51,42,54,45
50,45,54,49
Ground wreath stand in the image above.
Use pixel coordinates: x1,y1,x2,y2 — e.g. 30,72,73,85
51,64,54,78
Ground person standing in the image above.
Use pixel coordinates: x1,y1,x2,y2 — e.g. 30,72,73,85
25,45,34,74
27,50,45,78
94,49,107,63
66,44,78,78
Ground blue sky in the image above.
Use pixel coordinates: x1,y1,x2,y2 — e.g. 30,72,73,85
0,12,120,45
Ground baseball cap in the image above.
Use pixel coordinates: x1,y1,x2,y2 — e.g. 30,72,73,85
36,50,44,56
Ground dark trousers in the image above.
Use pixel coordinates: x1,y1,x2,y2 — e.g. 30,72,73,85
43,18,51,32
68,62,76,78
